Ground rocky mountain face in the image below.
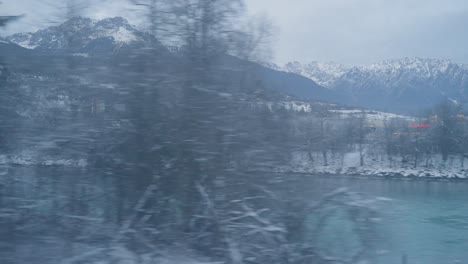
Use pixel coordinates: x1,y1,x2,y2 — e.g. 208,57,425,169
282,61,350,87
335,58,468,112
336,58,468,92
268,58,468,113
5,17,160,54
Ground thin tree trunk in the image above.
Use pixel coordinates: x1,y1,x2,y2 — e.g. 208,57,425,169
359,143,364,166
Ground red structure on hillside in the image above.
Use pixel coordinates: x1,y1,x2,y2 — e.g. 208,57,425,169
409,123,430,128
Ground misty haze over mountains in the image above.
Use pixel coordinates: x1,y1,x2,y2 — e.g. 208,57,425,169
2,16,468,114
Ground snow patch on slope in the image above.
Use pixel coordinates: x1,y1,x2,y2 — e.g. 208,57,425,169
91,22,141,44
283,61,350,87
253,100,414,127
7,33,38,49
329,109,414,127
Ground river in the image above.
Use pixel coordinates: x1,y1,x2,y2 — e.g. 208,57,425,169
296,175,468,264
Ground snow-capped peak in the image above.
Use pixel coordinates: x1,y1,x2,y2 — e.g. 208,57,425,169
5,16,156,52
262,57,467,90
282,61,350,87
359,57,456,78
90,17,143,44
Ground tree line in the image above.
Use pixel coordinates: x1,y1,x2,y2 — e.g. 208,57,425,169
291,99,468,170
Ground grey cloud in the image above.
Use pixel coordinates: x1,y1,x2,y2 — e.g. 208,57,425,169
2,0,468,65
248,0,468,65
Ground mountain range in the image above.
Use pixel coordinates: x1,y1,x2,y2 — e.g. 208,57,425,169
266,58,468,113
2,16,468,114
0,17,334,105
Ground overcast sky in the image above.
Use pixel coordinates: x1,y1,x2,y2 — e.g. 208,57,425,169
1,0,468,65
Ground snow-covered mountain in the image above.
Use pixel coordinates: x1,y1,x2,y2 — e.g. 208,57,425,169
337,58,468,91
264,58,468,113
8,17,468,113
282,61,350,87
5,17,160,53
333,58,468,112
269,58,468,90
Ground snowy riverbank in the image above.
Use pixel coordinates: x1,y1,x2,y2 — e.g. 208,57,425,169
273,151,468,179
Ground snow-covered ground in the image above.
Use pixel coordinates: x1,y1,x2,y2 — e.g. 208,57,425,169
329,109,414,127
274,151,468,179
0,153,87,167
254,100,414,127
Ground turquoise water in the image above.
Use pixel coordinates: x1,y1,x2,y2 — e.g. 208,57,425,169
301,176,468,264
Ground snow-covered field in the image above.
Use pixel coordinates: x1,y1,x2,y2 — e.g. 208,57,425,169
329,109,414,127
